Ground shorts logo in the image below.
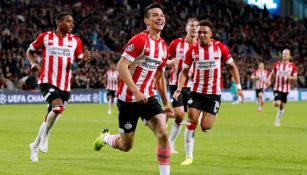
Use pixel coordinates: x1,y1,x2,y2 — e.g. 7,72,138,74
49,88,55,92
214,101,220,113
126,44,134,52
188,99,193,104
124,122,132,130
274,93,278,96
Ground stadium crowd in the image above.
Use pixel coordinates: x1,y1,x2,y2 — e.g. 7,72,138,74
1,0,306,90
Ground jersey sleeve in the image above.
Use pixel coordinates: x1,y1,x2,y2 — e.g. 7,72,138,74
74,37,83,60
290,64,297,76
252,70,256,76
273,62,278,73
183,46,193,69
121,34,145,62
168,39,179,58
219,43,233,64
30,32,47,51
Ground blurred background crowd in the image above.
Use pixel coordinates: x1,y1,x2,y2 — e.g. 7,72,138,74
1,0,306,91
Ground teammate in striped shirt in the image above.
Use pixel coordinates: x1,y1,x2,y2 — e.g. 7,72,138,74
251,62,269,112
93,3,174,175
27,12,91,162
267,49,297,127
167,18,199,154
173,20,244,165
104,63,119,114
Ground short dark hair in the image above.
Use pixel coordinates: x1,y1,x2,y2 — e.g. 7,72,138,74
144,2,163,18
199,20,214,33
56,12,72,21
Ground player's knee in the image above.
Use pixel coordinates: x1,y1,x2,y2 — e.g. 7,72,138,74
201,126,212,133
156,128,168,144
120,145,132,152
52,105,64,114
187,122,197,130
175,118,183,125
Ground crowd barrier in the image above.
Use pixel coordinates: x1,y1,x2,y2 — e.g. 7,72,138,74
0,89,306,105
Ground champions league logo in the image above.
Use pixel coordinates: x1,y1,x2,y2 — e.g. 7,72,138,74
92,93,100,103
0,94,7,104
126,44,134,52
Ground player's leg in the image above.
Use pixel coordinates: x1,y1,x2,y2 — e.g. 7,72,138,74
109,92,115,114
168,106,185,153
142,96,170,175
275,92,287,127
181,107,201,165
39,98,65,153
147,113,170,175
94,100,138,152
168,86,187,153
273,91,283,126
257,90,264,112
199,112,216,133
107,91,112,114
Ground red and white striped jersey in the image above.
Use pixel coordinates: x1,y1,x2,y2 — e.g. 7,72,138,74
273,61,297,93
183,40,233,95
168,37,196,87
30,31,83,91
105,69,119,91
117,31,168,102
252,69,269,89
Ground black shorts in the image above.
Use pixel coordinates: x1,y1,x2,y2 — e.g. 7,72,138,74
256,88,264,98
117,96,164,133
273,90,288,103
188,92,221,116
107,90,116,98
39,83,70,105
169,85,190,112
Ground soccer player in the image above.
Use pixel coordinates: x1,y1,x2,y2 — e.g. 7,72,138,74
104,63,119,114
173,20,244,165
251,62,269,112
167,18,199,154
27,12,91,162
267,49,297,127
93,3,174,175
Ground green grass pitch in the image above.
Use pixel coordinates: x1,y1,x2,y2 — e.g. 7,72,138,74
0,101,306,175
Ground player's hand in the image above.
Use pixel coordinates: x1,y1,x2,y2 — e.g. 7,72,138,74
164,106,175,118
237,89,244,103
83,50,91,62
134,90,147,104
31,63,41,72
172,89,181,101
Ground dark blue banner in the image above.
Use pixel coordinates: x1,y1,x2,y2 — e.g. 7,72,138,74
0,90,101,104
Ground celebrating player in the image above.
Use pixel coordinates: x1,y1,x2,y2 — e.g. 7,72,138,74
267,49,297,127
27,12,91,162
167,18,199,154
173,20,244,165
251,62,269,112
104,63,119,114
93,3,174,175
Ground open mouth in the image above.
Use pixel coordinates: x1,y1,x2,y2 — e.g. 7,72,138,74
155,21,164,26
